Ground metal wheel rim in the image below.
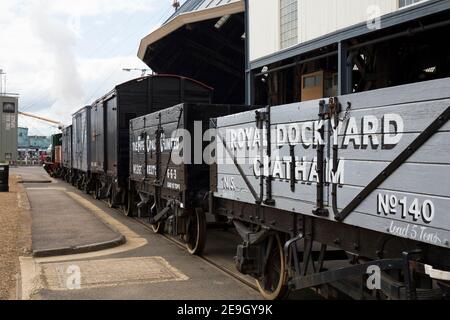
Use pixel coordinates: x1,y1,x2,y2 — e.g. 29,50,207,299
151,222,164,234
256,233,288,300
186,208,206,255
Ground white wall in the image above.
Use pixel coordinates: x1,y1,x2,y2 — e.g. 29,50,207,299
299,0,398,43
249,0,411,62
248,0,280,62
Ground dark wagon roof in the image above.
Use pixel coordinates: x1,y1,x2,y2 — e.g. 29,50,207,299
118,74,213,90
91,74,214,105
72,105,91,117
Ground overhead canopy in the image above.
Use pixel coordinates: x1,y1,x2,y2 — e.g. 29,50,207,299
138,0,245,104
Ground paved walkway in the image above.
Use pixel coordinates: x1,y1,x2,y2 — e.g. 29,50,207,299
12,167,125,257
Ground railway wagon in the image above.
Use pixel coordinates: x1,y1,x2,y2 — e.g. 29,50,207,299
128,103,251,254
211,77,450,300
72,106,91,191
88,75,213,208
61,125,73,183
52,133,62,175
44,133,62,177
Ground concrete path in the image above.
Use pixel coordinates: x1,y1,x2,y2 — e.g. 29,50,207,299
12,166,53,183
12,167,125,257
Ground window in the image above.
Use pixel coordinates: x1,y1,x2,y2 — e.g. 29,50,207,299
3,102,15,113
399,0,422,8
280,0,298,49
303,74,322,89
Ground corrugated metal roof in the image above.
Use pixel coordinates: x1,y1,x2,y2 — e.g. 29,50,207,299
164,0,238,24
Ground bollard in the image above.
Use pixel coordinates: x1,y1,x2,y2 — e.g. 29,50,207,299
0,164,9,192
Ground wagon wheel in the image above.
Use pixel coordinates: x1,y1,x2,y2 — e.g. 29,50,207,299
150,201,165,234
185,208,207,255
150,206,165,233
124,189,136,217
107,187,116,208
256,233,289,300
76,178,82,190
150,221,165,234
93,182,100,200
82,180,90,194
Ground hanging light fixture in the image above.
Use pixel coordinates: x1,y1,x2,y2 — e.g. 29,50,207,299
215,15,231,29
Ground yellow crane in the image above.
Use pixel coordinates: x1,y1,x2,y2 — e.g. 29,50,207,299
18,111,64,129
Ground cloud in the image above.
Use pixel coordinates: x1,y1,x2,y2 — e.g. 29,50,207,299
29,3,85,119
44,0,159,16
0,0,165,135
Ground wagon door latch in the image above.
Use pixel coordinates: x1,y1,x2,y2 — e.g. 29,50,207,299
312,99,339,218
255,106,275,206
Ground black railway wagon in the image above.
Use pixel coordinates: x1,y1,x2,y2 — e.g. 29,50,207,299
72,106,91,190
61,125,72,182
89,75,213,208
128,103,250,254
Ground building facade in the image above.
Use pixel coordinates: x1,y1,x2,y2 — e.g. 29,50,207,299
245,0,450,105
17,126,52,162
28,135,51,151
248,0,424,62
138,0,450,106
18,127,29,148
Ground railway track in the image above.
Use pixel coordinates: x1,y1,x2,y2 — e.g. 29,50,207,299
132,217,259,292
103,201,259,293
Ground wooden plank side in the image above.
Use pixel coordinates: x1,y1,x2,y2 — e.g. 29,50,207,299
216,159,450,198
339,77,450,111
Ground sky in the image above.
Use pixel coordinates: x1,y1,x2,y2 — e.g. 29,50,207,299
0,0,181,135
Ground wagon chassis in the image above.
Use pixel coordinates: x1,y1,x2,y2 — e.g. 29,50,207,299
212,98,450,299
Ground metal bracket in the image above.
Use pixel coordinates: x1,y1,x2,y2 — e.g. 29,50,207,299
312,99,331,218
256,106,276,206
255,110,269,125
234,220,272,245
289,144,296,192
403,250,423,300
318,97,341,120
289,258,404,291
149,202,174,224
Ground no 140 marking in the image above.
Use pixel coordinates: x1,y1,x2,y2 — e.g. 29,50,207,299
377,193,435,224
